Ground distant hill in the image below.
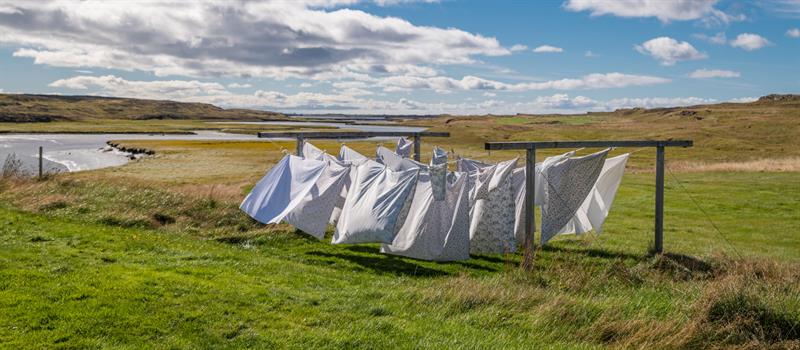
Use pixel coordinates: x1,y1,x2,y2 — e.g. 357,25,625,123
0,94,286,122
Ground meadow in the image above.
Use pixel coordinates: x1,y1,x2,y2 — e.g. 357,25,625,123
1,98,799,349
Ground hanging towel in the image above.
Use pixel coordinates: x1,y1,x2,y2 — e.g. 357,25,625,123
540,149,609,244
466,158,518,254
381,171,470,261
396,137,413,158
430,163,448,201
333,159,419,244
240,155,327,225
430,147,448,201
558,153,630,235
432,146,448,165
282,160,350,239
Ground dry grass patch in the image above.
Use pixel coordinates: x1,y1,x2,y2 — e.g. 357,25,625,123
670,157,800,173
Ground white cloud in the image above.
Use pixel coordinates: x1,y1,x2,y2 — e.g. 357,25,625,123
44,75,684,114
376,72,669,92
727,96,758,103
227,83,252,89
693,32,727,44
533,45,563,53
0,1,509,80
760,1,800,18
604,96,716,109
635,37,707,65
49,75,228,99
788,28,800,38
688,69,740,79
729,33,771,51
584,50,599,57
510,44,528,52
563,0,742,23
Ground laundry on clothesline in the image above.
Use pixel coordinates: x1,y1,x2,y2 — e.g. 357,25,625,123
381,170,470,261
240,138,631,261
458,157,518,254
540,148,609,244
377,145,425,171
396,137,413,158
239,155,327,229
283,159,350,239
511,150,577,244
432,146,448,165
333,157,419,244
558,153,629,235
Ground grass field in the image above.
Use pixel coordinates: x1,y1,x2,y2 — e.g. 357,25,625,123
1,97,799,348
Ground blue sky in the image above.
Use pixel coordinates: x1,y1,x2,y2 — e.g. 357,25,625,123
0,0,798,114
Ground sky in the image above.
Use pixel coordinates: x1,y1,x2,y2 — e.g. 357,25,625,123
0,0,798,115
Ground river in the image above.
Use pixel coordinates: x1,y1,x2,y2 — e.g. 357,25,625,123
0,122,427,174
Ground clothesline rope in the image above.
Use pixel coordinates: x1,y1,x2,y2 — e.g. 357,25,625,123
665,163,744,259
260,136,291,155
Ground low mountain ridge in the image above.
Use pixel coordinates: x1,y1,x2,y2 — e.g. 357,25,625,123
0,94,285,122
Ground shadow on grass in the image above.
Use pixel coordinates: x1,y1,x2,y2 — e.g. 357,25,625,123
344,245,501,272
306,250,449,277
542,244,645,261
651,252,719,280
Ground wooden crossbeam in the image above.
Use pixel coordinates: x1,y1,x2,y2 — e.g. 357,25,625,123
484,139,693,263
258,131,450,161
485,140,692,150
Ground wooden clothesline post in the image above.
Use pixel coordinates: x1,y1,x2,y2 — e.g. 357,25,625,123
484,140,693,267
257,131,450,162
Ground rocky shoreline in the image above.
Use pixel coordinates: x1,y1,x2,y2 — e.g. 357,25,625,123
106,141,155,159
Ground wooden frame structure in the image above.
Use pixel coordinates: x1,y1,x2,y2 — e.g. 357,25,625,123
484,140,693,266
258,131,450,161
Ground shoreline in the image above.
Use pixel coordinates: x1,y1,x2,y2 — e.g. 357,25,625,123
0,130,197,135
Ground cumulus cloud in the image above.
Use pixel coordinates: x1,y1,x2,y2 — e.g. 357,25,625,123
604,96,716,109
727,96,757,103
376,72,669,92
635,37,707,65
0,1,509,80
227,83,252,89
688,69,740,79
49,75,228,98
584,50,599,57
510,44,528,52
44,75,687,114
693,32,727,44
563,0,742,23
533,45,564,53
788,28,800,38
729,33,771,50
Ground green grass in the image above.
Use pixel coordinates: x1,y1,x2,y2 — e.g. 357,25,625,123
1,169,798,348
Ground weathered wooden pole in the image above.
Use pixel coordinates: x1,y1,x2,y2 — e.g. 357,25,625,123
413,134,421,162
654,143,665,254
38,146,43,178
522,145,537,269
296,136,304,157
